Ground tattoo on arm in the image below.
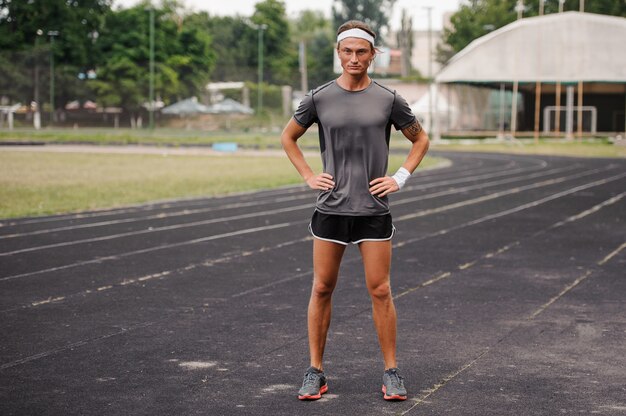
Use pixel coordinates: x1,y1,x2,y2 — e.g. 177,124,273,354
407,121,423,136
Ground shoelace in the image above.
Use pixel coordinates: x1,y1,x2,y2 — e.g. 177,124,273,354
303,371,320,387
387,371,404,388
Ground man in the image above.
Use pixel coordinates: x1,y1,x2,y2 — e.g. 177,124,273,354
281,20,429,401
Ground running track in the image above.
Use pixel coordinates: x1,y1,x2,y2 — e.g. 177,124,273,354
1,151,625,415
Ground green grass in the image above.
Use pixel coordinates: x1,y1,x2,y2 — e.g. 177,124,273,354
0,150,442,219
0,128,304,149
432,138,626,158
2,129,625,158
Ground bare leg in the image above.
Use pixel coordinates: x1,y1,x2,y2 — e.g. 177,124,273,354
308,239,346,370
359,240,397,369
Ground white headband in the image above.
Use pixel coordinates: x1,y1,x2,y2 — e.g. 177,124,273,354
337,28,375,46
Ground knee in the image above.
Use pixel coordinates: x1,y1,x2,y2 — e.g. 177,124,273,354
368,280,392,302
311,278,335,299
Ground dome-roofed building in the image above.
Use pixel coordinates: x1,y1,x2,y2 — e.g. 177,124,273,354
434,12,626,137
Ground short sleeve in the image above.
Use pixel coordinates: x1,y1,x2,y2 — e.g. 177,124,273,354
293,91,318,128
390,92,417,131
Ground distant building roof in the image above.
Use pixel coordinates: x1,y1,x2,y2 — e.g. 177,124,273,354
207,98,253,115
161,97,212,115
436,12,626,84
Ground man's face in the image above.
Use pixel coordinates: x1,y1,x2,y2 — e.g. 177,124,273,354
337,37,374,76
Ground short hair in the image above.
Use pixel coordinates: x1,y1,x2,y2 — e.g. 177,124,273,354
336,20,376,51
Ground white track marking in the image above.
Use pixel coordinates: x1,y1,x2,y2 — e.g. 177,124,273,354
0,321,156,370
0,205,311,256
396,166,619,222
2,237,311,313
0,221,303,282
0,164,586,256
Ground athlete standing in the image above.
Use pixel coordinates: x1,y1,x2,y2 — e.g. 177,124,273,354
281,20,430,401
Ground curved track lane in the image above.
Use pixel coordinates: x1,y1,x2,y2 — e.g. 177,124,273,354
1,151,625,415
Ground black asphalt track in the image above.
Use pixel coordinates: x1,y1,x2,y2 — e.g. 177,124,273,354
1,151,625,415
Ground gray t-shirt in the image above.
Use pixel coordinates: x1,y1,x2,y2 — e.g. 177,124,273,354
293,80,416,216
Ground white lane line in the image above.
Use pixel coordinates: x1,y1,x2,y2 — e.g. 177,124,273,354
529,270,595,320
530,240,624,319
0,193,316,239
402,159,546,193
0,163,583,256
1,236,312,313
394,164,578,208
0,182,311,228
395,166,619,222
550,192,625,230
0,205,311,256
0,221,304,282
401,347,492,414
0,158,526,239
598,241,626,266
0,321,156,371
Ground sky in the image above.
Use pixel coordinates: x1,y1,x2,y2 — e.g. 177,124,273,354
113,0,464,31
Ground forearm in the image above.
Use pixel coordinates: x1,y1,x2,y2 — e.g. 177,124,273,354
281,135,315,181
401,131,430,173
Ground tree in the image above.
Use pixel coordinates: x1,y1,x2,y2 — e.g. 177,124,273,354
251,0,298,86
90,1,215,121
291,10,335,89
331,0,397,42
438,0,626,64
198,14,258,82
0,0,111,106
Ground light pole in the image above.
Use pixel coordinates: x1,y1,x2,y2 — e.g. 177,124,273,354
246,21,268,115
424,6,433,135
33,29,44,130
257,24,267,115
148,7,155,129
48,30,59,125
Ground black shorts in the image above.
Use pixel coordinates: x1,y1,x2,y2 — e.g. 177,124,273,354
308,210,395,245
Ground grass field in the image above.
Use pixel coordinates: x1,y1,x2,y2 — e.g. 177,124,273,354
0,150,441,219
434,139,626,158
2,128,625,157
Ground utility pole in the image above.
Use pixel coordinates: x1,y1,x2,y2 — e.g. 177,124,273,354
34,29,43,130
554,0,565,136
149,6,155,130
48,30,59,125
533,0,544,143
577,0,585,139
516,0,524,19
257,24,267,115
511,0,524,137
299,40,308,93
424,6,433,135
245,20,268,115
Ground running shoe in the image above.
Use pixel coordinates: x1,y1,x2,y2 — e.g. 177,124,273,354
382,367,407,400
298,366,328,400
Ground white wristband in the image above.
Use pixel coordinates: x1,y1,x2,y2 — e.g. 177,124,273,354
392,167,411,190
